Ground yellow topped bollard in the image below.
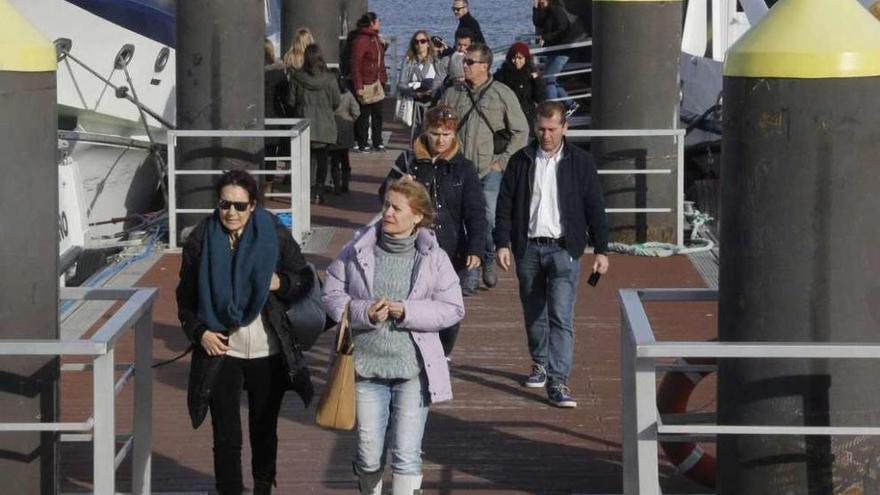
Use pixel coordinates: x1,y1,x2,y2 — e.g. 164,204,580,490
724,0,880,78
717,1,880,494
0,0,57,72
0,1,59,493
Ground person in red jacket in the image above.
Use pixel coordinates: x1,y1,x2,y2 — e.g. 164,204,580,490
350,12,388,153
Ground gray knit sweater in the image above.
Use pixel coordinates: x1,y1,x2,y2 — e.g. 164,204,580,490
353,232,421,379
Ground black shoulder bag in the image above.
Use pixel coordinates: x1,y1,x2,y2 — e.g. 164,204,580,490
458,81,513,155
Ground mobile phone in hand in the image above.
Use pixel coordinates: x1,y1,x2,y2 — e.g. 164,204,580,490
587,271,601,287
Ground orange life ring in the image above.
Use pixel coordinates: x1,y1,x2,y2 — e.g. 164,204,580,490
656,357,717,489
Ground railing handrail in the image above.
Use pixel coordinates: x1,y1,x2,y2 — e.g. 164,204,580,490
619,287,880,495
0,286,156,495
166,120,312,248
566,128,686,246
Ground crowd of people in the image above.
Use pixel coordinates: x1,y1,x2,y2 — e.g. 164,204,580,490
180,2,600,494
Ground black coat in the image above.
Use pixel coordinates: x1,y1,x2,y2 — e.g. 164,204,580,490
494,139,609,260
457,12,486,44
493,63,545,127
533,5,585,46
380,151,487,268
176,215,314,429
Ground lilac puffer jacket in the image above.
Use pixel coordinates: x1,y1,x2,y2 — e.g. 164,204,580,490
322,224,464,403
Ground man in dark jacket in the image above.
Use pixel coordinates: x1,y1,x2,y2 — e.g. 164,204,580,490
452,0,485,44
494,101,609,408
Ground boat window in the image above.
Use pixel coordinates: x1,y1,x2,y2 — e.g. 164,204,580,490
114,44,136,70
154,47,170,73
54,38,72,62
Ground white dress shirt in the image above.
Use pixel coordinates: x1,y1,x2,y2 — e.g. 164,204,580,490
528,144,564,238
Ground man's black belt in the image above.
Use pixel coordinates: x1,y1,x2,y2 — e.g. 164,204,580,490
529,236,566,246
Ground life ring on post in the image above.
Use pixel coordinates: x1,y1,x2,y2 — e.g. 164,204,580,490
656,357,717,489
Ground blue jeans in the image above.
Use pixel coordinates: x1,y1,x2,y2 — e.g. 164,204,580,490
515,242,581,385
468,169,504,287
544,55,570,105
354,375,429,476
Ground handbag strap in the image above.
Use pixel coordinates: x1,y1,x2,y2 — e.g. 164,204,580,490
457,81,496,133
335,306,353,354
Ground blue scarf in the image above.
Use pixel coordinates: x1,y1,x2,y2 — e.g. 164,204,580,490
197,206,278,331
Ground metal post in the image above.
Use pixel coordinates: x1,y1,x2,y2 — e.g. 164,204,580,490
92,349,116,494
132,308,153,495
167,131,178,249
288,131,298,242
620,309,639,495
299,126,312,237
282,0,342,66
635,356,661,494
676,132,685,247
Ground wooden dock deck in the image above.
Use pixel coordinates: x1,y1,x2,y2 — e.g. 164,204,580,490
58,120,716,494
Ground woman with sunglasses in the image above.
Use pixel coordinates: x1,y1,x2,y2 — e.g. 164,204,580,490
176,170,314,495
399,30,439,106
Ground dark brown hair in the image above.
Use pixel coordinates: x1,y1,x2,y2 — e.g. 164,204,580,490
536,101,567,125
303,43,327,75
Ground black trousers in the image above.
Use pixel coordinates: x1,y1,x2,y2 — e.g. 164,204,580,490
329,149,351,187
311,145,330,189
209,354,287,494
439,322,460,357
355,101,384,148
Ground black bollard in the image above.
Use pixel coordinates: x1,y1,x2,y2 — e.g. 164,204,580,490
591,0,682,243
718,0,880,493
176,0,265,238
0,2,59,493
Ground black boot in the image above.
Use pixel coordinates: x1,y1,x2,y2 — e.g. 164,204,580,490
253,480,273,495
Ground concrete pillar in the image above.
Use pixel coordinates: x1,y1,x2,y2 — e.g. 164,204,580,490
591,0,682,243
282,0,343,67
176,0,264,237
0,2,59,493
718,0,880,493
341,0,368,36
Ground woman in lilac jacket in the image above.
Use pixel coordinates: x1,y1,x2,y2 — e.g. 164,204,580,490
322,177,464,495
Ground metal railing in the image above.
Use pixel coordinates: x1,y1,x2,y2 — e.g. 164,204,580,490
619,288,880,495
166,118,311,249
0,287,157,495
566,128,686,246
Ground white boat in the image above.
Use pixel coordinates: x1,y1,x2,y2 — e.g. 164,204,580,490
10,0,176,272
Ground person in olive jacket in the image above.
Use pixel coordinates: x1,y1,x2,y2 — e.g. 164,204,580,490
176,170,313,495
289,43,341,204
379,104,487,354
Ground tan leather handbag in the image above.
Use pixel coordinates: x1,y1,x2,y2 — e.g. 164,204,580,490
315,307,356,431
357,38,386,105
358,80,386,105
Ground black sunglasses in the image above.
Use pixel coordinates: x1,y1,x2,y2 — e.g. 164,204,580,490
415,38,430,44
218,199,250,212
452,6,465,12
463,58,486,66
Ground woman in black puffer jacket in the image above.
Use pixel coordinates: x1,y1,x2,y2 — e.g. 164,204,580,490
379,105,487,355
494,42,545,132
